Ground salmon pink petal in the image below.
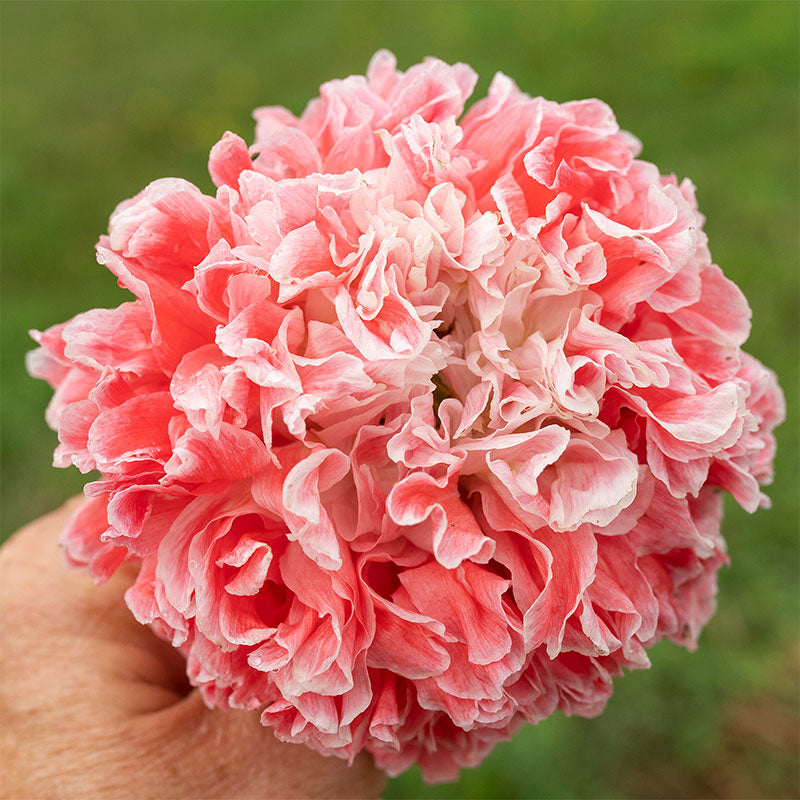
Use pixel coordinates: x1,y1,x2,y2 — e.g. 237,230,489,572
169,344,228,437
164,423,270,483
387,473,493,568
279,449,350,569
88,392,176,472
671,263,752,346
60,495,129,584
252,126,322,179
367,600,451,680
547,431,640,531
62,303,158,375
209,131,253,188
97,245,217,371
524,526,598,657
269,222,338,302
446,563,513,659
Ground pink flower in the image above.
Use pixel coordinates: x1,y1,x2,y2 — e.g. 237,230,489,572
28,51,784,783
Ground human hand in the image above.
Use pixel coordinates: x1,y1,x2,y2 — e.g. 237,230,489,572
0,498,386,799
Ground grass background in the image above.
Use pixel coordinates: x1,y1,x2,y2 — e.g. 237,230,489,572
1,2,797,797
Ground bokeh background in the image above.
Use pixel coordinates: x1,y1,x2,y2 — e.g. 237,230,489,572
1,2,797,797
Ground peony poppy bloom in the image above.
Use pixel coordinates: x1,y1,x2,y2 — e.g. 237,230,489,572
28,51,784,782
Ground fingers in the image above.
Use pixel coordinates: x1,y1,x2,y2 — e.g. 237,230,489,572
4,689,386,800
127,690,387,799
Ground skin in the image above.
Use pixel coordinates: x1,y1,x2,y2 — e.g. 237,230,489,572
0,498,387,799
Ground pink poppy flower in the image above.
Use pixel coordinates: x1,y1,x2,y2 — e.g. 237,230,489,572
29,51,783,783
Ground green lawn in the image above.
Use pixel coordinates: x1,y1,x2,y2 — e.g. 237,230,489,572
2,2,797,798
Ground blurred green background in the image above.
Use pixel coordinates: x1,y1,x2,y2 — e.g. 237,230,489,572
1,2,797,797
